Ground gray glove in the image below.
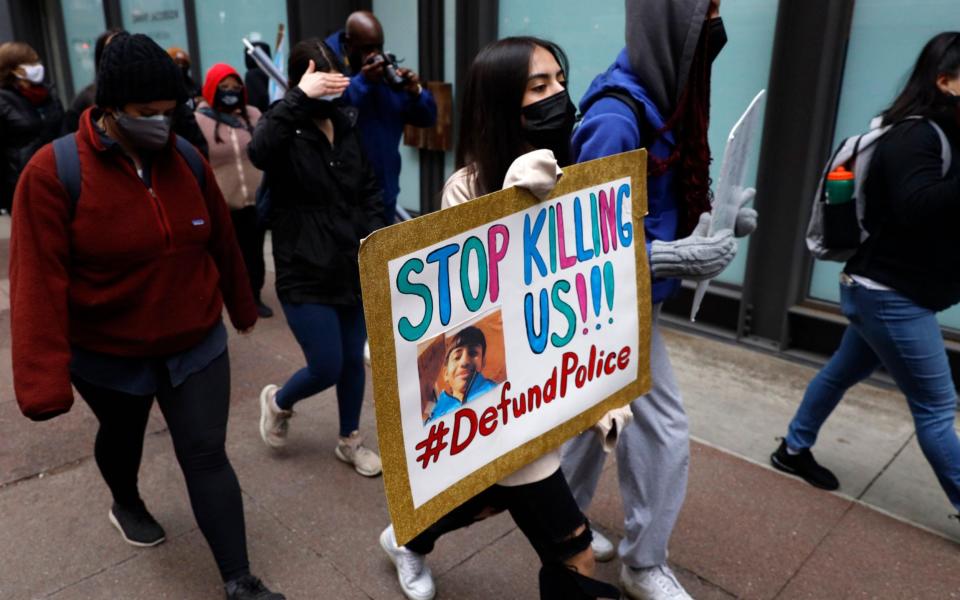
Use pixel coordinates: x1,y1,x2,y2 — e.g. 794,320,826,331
734,188,758,238
650,212,737,281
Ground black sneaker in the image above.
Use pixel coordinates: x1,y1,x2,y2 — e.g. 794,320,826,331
256,301,274,318
108,501,166,547
224,575,285,600
770,440,840,491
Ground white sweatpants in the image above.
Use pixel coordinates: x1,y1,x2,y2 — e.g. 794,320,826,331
561,306,690,568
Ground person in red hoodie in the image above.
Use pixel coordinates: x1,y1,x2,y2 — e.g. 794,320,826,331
195,62,272,318
9,33,283,600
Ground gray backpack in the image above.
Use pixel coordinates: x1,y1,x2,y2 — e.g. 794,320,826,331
805,116,952,262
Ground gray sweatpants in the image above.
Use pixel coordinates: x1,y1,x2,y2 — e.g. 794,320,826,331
561,306,690,568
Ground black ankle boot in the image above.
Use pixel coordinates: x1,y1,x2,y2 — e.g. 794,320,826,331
538,563,620,599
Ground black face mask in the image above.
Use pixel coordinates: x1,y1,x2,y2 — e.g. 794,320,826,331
304,98,339,120
521,90,577,166
706,17,728,64
215,89,242,110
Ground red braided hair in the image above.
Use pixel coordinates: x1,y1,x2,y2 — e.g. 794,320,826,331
647,23,715,237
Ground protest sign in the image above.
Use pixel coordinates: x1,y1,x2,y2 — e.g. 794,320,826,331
360,149,652,544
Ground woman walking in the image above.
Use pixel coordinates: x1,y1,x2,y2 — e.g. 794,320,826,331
196,62,272,317
378,36,625,600
772,32,960,521
0,41,64,214
250,39,386,477
9,33,283,600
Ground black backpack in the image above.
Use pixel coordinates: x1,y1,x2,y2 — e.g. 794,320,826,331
51,132,205,218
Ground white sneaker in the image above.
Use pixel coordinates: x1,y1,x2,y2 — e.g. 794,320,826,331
335,430,383,476
620,564,693,600
379,524,435,600
258,384,292,448
591,529,616,562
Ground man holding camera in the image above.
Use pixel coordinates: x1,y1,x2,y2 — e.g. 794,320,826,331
326,11,438,224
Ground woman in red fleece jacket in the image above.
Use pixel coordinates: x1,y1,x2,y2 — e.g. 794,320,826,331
8,33,283,600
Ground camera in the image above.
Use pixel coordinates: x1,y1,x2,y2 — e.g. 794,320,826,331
366,52,408,88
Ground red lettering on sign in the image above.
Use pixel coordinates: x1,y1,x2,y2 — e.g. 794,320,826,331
450,408,477,455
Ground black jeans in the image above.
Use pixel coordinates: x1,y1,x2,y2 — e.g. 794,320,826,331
231,205,266,302
73,351,249,582
406,468,590,564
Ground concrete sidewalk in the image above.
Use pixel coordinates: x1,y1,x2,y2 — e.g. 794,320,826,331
1,213,958,599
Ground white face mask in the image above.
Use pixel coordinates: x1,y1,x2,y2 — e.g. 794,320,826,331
17,63,45,84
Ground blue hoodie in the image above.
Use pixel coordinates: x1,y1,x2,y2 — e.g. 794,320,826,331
326,31,438,222
571,49,680,305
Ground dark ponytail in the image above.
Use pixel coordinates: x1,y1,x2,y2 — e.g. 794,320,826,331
882,32,960,125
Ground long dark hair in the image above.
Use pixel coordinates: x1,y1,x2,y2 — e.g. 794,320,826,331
882,32,960,125
456,36,569,195
288,38,344,88
649,23,717,237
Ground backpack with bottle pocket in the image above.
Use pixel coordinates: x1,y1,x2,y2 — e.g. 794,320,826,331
806,116,951,262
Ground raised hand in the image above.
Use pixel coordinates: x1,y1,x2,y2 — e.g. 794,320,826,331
297,60,350,99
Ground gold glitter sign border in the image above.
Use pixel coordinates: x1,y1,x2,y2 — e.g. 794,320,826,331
359,149,652,545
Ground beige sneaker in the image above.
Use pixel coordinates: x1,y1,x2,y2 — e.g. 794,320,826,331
335,431,382,477
259,384,293,448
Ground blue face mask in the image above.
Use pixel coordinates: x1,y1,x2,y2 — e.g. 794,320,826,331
113,111,172,151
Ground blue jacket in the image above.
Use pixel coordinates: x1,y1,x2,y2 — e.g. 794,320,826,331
326,31,438,215
427,373,499,423
571,49,680,305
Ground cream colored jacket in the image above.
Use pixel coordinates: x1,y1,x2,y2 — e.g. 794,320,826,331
440,150,633,486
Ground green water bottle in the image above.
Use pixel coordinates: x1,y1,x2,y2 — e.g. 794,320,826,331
826,166,855,204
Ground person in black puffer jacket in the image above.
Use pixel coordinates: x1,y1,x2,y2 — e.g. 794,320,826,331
249,38,387,476
772,31,960,523
0,41,64,214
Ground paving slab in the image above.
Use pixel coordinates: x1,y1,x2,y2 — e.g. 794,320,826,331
0,432,195,599
859,435,960,542
666,328,917,499
778,503,960,600
671,442,854,600
47,494,368,600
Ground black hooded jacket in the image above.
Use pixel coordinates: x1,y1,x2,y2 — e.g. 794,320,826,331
248,87,386,305
0,85,64,211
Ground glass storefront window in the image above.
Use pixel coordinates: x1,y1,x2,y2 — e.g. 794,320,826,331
61,0,106,92
499,1,778,287
373,0,421,214
194,0,288,85
808,0,960,330
120,0,188,54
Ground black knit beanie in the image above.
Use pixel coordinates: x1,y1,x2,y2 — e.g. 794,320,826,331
96,32,186,107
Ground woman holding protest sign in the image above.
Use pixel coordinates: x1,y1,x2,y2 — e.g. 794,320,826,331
249,39,387,477
378,36,626,600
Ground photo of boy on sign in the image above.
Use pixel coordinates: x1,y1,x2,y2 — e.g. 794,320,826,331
417,310,507,423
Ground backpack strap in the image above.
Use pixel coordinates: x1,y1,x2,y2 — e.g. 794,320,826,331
52,133,81,218
173,135,206,191
927,120,953,177
51,134,206,220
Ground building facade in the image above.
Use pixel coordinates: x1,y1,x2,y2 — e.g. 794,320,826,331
3,0,958,384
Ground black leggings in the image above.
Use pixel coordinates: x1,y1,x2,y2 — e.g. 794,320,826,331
231,205,266,302
73,351,248,582
406,468,590,563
